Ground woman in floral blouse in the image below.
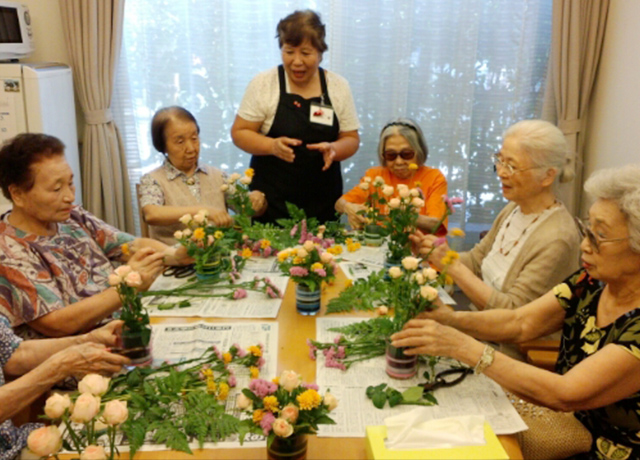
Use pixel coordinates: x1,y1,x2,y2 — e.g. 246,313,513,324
393,165,640,459
0,133,190,338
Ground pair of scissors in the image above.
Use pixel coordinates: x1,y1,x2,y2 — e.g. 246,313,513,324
163,264,196,278
420,367,473,394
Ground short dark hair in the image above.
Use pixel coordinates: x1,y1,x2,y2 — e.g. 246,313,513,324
276,10,328,53
0,133,65,201
150,106,200,154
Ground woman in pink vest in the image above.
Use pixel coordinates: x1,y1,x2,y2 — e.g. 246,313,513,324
139,107,267,244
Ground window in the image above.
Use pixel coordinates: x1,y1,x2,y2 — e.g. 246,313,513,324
114,0,552,247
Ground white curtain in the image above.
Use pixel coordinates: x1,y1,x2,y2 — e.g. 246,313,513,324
114,0,552,247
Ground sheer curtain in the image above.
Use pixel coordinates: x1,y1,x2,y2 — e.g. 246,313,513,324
114,0,552,247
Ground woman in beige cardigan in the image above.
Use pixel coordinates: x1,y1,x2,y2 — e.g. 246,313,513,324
415,120,580,312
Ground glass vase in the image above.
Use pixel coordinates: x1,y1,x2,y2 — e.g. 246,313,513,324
267,435,308,460
295,283,321,316
121,325,153,366
385,342,417,379
363,223,385,247
195,255,223,280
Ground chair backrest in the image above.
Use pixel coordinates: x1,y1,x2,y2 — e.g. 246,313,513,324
136,183,150,238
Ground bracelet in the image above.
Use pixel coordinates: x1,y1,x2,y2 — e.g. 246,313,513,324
474,345,496,374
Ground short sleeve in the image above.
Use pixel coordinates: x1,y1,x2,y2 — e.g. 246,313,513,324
327,71,360,132
0,316,22,366
139,173,165,208
552,269,592,313
237,70,274,124
73,208,135,261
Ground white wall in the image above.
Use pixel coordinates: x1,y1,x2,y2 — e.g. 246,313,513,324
581,0,640,215
20,0,69,65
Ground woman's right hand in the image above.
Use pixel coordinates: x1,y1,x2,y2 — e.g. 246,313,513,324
409,232,450,270
208,208,233,227
54,342,130,378
271,137,301,162
127,247,164,291
344,203,367,230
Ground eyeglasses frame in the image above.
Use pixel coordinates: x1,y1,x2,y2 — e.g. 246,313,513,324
574,217,630,253
492,153,542,176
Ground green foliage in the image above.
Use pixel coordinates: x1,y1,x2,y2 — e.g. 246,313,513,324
366,383,438,409
326,269,388,313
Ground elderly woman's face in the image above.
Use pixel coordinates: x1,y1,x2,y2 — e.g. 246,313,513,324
383,134,418,180
11,154,75,224
580,198,639,282
495,136,546,204
281,39,321,87
164,118,200,175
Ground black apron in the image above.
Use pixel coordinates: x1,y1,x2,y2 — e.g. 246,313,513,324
250,65,342,224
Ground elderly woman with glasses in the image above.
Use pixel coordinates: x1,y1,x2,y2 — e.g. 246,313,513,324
413,120,580,322
393,165,640,458
335,118,448,235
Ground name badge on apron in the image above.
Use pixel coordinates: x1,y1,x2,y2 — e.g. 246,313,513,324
310,102,334,126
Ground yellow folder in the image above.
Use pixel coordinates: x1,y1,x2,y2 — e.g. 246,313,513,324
365,422,509,460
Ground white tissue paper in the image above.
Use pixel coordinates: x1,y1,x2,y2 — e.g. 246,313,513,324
384,408,486,450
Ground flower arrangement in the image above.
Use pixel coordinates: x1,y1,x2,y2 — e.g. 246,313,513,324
175,210,234,277
237,370,338,448
221,168,255,227
28,374,129,460
356,175,390,227
384,184,424,261
276,241,336,292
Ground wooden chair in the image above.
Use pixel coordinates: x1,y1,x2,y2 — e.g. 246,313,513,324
518,339,560,372
136,183,150,238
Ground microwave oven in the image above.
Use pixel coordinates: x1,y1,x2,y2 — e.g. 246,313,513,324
0,1,34,61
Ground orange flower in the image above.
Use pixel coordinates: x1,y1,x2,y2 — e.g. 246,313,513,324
241,247,253,258
222,352,232,364
252,409,264,423
192,228,205,240
121,243,130,256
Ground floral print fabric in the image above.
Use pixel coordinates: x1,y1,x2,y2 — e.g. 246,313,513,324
0,207,134,329
554,269,640,460
0,316,41,460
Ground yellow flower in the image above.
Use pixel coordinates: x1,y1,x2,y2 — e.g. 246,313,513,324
450,228,465,237
222,352,232,364
444,274,454,285
242,247,253,258
250,366,260,379
441,255,452,266
346,242,361,252
248,345,263,357
260,239,271,249
446,250,459,261
193,227,206,240
206,379,216,394
217,382,229,401
277,250,290,262
408,163,419,170
121,243,130,256
245,168,255,178
263,395,280,413
311,262,323,271
272,377,280,385
214,230,224,239
414,181,422,188
202,368,214,378
344,279,353,288
296,389,322,410
345,238,354,245
293,256,305,265
327,245,343,255
252,409,264,423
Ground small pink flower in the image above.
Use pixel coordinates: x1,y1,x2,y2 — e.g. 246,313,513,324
124,271,142,288
228,375,237,387
289,266,309,277
233,289,248,300
313,268,327,277
433,237,447,247
260,411,276,435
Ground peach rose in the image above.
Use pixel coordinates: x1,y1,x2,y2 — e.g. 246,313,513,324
382,185,394,197
240,176,252,185
114,265,132,278
124,271,142,288
236,393,253,410
388,266,403,279
78,374,110,396
107,273,121,286
229,172,242,182
324,392,339,411
320,252,334,263
413,273,426,285
80,445,107,460
359,182,370,191
401,256,420,271
420,285,439,301
373,176,385,187
71,393,101,423
44,393,72,419
388,198,401,209
280,404,299,423
377,305,389,316
179,213,193,225
410,188,420,197
279,370,301,392
296,248,308,259
422,267,438,281
193,213,206,224
173,230,184,239
411,197,425,208
272,418,294,438
220,183,229,192
303,240,315,252
103,400,128,426
27,426,62,457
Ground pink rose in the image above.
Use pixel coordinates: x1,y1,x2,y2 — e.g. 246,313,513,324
236,393,252,410
114,265,132,277
272,418,294,438
28,426,62,457
103,400,128,426
71,393,101,423
44,393,72,419
80,445,107,460
108,273,121,286
279,370,301,392
324,391,339,411
78,374,110,396
280,404,299,423
124,271,142,288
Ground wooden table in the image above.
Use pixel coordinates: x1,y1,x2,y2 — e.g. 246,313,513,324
126,270,522,460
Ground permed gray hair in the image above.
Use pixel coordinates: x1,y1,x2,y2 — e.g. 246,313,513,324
584,165,640,253
377,118,428,166
503,119,574,183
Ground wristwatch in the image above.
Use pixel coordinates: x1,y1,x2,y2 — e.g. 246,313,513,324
474,345,496,374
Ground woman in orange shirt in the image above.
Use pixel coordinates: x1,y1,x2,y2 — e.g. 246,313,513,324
335,118,448,235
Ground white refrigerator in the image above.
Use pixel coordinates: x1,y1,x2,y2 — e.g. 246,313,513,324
0,62,81,213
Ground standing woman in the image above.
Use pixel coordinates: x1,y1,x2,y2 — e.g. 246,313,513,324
231,10,360,224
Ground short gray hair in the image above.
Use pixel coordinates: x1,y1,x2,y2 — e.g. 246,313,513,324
503,120,574,183
584,165,640,253
377,118,428,166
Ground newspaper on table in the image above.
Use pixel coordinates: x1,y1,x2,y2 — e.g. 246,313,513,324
142,257,288,318
314,317,527,437
59,321,279,453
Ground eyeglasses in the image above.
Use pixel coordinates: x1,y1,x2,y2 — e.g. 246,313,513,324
574,217,630,253
383,149,416,162
492,154,541,176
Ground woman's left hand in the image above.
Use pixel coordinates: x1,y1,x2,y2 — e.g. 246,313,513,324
86,320,123,347
307,142,336,171
391,318,470,359
249,190,267,215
